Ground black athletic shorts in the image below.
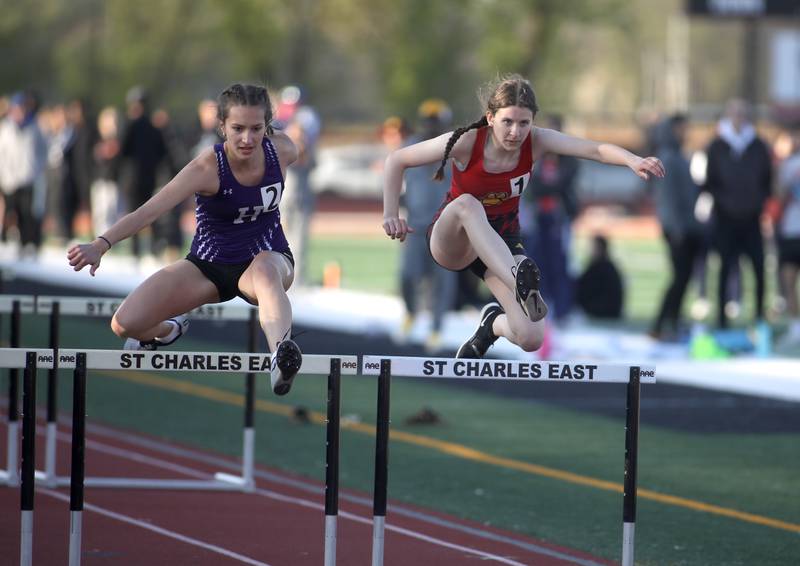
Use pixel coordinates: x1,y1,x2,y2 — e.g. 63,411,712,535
186,250,295,304
426,209,526,280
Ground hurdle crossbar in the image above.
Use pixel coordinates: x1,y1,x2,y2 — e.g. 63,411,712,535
0,296,34,487
361,355,655,566
0,348,357,492
32,296,262,489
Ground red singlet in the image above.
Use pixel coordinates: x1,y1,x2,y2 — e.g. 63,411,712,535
449,126,533,215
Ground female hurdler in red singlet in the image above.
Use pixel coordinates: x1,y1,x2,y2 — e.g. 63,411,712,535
382,75,665,358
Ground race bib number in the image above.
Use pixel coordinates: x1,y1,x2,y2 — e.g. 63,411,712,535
509,173,530,197
260,182,283,211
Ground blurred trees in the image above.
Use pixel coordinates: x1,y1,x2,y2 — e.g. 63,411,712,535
0,0,745,124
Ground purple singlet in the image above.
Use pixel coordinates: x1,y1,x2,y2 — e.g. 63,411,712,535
190,138,290,263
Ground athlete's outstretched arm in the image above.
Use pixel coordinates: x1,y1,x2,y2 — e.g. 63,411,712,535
382,130,474,241
535,127,665,181
67,150,218,275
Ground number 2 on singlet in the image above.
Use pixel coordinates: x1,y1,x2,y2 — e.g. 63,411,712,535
260,182,283,211
509,172,530,197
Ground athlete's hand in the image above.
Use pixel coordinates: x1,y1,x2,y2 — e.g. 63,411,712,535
382,216,414,242
631,156,665,181
66,240,107,276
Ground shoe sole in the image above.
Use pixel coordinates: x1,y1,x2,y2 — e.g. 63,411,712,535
272,340,302,396
515,260,548,321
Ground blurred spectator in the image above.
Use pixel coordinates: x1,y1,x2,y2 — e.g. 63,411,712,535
40,104,70,238
775,128,800,347
379,115,410,153
689,149,741,321
399,99,458,350
0,90,48,256
576,234,624,320
91,106,122,236
117,86,169,258
278,86,321,286
191,98,223,158
151,108,188,260
520,114,579,323
649,114,705,340
704,99,771,328
60,99,96,239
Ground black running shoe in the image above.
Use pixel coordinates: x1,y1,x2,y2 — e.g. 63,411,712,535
515,258,548,321
271,339,302,396
456,302,504,359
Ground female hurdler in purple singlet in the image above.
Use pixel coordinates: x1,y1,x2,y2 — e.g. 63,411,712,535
68,84,302,395
383,74,665,358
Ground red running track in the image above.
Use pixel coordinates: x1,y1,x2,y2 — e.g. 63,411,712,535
0,418,614,566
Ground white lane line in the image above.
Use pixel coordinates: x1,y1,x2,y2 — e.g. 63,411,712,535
40,488,273,566
62,432,538,565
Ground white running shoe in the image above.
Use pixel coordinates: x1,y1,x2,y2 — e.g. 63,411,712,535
123,315,190,351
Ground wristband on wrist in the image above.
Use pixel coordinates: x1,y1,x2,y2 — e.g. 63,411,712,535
97,236,112,250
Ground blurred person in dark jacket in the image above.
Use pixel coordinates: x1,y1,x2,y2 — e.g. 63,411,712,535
649,114,705,340
520,114,579,323
60,99,96,239
151,107,188,260
117,86,169,258
704,99,771,328
0,91,48,256
576,234,624,319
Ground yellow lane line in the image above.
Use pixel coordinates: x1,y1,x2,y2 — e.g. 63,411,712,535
101,370,800,535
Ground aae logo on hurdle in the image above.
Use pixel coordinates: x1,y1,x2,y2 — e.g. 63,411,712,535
361,355,656,383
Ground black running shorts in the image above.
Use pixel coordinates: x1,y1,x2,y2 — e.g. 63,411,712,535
186,251,294,304
426,210,526,280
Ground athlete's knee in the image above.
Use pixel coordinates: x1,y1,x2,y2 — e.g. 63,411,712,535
110,313,134,339
250,259,284,288
450,194,484,219
510,323,544,352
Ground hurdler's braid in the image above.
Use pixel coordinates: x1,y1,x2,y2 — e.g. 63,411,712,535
433,116,488,181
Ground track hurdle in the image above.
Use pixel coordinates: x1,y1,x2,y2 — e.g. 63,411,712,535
0,347,356,566
0,295,36,487
32,296,263,491
360,355,655,566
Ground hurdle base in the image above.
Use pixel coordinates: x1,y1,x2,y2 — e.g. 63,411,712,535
214,471,255,492
49,475,249,491
34,469,58,488
0,470,20,488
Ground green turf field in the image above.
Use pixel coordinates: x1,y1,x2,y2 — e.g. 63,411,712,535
14,317,800,566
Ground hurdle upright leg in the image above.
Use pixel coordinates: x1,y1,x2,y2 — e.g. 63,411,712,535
242,309,259,491
68,353,87,566
4,300,21,487
44,301,60,487
371,359,391,566
19,351,37,566
621,366,641,566
324,358,341,566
